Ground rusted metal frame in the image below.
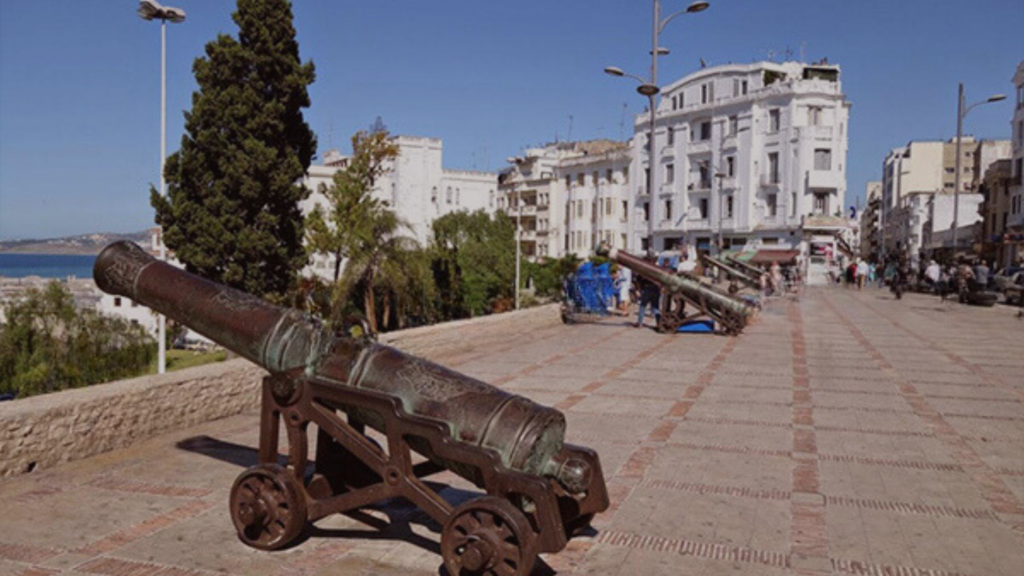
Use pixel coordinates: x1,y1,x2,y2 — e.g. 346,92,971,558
702,255,760,290
306,376,569,553
726,256,763,278
258,379,281,465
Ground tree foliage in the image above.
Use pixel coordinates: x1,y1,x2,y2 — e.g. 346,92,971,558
152,0,316,301
0,283,156,398
430,210,516,318
305,130,399,282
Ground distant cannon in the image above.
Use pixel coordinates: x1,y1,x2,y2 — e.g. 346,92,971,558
94,241,608,576
701,254,761,295
596,244,754,335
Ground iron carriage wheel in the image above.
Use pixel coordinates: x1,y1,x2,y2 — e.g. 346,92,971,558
441,496,537,576
229,463,307,551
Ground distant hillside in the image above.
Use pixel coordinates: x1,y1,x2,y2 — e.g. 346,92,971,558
0,231,152,255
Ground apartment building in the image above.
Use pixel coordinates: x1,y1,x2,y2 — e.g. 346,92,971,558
498,140,631,261
301,135,498,278
860,181,882,260
1006,62,1024,265
631,60,850,255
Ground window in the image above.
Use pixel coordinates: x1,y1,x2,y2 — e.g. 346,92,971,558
727,156,735,177
767,152,779,184
726,195,734,218
622,200,628,220
699,198,709,219
701,84,708,104
606,168,613,183
431,186,438,203
672,95,678,110
489,190,494,207
732,78,740,97
114,297,122,307
667,126,675,146
623,166,629,183
741,80,748,95
700,121,711,141
767,193,778,217
666,163,675,184
698,164,710,188
456,189,460,205
813,192,829,215
577,173,585,186
565,175,571,189
665,200,673,221
945,167,955,174
643,201,650,222
577,201,583,217
729,115,738,136
644,167,650,188
605,197,613,215
807,106,822,126
791,192,797,217
813,149,832,171
769,109,781,131
446,187,452,204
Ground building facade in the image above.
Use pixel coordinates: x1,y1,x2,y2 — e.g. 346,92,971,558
301,135,498,278
1006,62,1024,265
631,60,850,256
860,181,883,260
498,140,631,261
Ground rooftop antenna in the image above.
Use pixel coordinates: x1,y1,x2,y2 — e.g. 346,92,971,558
567,114,574,142
699,57,707,68
800,41,807,62
762,49,777,62
618,102,628,141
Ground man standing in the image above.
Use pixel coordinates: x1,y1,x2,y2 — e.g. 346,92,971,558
973,259,990,290
635,266,662,328
856,258,869,290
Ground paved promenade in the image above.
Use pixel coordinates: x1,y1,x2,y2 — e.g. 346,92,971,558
1,287,1022,576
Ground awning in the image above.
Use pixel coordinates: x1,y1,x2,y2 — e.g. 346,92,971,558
749,249,800,265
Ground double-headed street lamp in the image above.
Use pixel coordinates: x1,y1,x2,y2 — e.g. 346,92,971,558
951,83,1005,257
138,0,186,374
605,0,709,253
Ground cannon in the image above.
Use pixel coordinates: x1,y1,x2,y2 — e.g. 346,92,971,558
595,244,753,335
725,256,765,279
700,254,761,295
94,241,607,576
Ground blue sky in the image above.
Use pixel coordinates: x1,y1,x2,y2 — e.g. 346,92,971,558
1,0,1022,240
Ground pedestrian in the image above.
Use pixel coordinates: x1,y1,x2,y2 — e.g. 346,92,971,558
856,258,868,290
770,261,783,295
868,261,877,284
634,269,661,328
616,265,632,315
973,259,990,290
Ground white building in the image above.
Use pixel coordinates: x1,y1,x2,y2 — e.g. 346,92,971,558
302,135,498,278
631,60,850,256
1007,62,1024,264
498,140,631,261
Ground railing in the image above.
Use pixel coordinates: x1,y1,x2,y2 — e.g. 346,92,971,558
760,174,781,188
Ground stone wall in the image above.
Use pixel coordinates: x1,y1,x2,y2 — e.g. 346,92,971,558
0,304,559,478
0,359,264,478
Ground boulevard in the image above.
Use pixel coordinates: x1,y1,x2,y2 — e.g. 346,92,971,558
0,286,1021,576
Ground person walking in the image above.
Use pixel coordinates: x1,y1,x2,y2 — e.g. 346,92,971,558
856,258,868,290
616,265,632,315
634,273,661,328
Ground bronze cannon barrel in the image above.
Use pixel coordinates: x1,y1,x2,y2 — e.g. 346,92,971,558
596,245,753,324
94,241,582,491
702,254,760,289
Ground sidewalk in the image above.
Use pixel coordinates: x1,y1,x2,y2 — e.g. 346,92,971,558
1,288,1021,576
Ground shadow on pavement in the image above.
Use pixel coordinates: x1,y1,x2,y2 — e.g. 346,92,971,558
175,435,560,575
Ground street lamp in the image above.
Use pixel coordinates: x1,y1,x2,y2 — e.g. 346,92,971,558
604,0,709,254
951,84,1005,258
138,0,186,374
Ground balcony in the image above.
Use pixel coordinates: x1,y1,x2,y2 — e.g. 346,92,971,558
798,125,834,140
688,181,711,192
661,145,675,158
760,174,781,188
807,170,842,190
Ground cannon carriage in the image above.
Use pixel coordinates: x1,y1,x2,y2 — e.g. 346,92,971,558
94,241,608,576
595,244,754,335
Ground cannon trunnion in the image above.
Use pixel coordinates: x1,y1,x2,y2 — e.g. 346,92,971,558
94,241,608,576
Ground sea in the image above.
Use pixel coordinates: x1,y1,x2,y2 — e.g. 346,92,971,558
0,253,98,279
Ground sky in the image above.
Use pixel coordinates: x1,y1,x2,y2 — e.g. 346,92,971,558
1,0,1022,240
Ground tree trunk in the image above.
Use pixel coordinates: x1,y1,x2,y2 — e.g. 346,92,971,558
364,266,378,334
381,293,391,333
332,250,343,283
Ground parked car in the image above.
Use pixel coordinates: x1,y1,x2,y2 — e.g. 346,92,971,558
1005,274,1024,306
992,267,1023,292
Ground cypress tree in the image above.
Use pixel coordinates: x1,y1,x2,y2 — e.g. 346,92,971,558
153,0,316,300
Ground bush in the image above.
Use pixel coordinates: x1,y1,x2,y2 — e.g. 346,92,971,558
0,282,156,398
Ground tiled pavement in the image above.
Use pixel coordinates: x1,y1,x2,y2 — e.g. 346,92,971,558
1,287,1022,576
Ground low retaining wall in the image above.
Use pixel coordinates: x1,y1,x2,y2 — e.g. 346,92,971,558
0,359,264,478
0,304,560,478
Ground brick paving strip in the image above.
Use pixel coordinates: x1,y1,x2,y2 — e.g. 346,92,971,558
787,300,832,575
820,291,1024,535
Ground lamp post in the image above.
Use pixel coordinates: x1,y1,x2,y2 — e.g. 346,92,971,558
604,0,709,254
138,0,186,374
951,83,1005,258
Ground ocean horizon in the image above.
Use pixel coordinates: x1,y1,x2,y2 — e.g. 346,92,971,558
0,253,98,279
